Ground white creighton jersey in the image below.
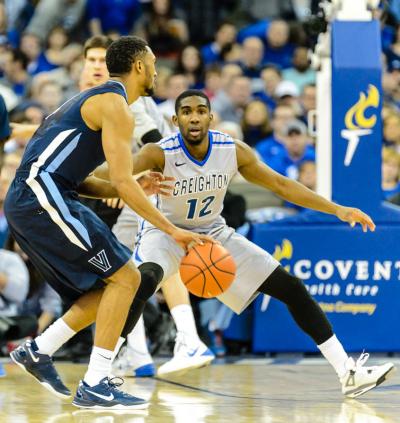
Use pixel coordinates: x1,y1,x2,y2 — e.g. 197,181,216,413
146,130,237,232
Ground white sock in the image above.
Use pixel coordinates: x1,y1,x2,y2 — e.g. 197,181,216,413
318,335,349,378
84,346,113,387
35,318,76,356
170,304,200,342
111,337,126,362
127,315,150,356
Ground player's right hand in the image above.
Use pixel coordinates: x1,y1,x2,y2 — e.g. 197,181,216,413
170,228,216,251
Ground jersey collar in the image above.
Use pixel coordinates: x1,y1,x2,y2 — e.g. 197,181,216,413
177,131,213,167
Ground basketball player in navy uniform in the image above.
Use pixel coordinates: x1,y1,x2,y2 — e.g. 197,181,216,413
96,90,394,398
4,38,212,410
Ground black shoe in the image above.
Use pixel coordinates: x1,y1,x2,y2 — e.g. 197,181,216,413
10,340,71,399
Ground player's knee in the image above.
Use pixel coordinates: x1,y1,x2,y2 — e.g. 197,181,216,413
135,262,164,302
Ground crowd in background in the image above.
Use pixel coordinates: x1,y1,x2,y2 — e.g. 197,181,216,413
0,0,399,358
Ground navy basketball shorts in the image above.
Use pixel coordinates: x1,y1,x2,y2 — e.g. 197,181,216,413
4,176,132,302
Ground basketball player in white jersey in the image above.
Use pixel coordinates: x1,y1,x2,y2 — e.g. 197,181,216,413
112,95,215,377
96,89,394,398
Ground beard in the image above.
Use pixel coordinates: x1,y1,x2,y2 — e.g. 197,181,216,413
143,85,154,96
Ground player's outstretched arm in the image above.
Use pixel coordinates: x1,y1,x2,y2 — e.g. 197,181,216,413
235,140,375,232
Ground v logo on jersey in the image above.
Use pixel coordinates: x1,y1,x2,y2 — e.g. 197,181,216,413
88,249,111,272
175,162,186,167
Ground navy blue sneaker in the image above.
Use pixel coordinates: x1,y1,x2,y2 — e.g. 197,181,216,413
72,377,149,410
10,340,70,399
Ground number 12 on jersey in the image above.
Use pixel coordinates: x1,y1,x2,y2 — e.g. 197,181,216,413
186,196,215,219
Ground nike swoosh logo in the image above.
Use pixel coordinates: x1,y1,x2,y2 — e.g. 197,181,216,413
175,162,186,167
98,354,111,360
86,389,114,401
27,346,40,363
187,347,199,357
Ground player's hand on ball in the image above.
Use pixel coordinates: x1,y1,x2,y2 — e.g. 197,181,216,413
336,206,376,232
171,228,216,251
137,171,175,196
102,198,125,209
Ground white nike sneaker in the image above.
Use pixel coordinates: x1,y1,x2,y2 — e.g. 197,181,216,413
157,333,215,377
112,346,155,378
340,352,395,398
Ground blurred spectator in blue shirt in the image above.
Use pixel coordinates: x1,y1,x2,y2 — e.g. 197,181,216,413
267,119,315,179
241,99,272,147
239,36,265,80
263,20,295,69
298,83,316,125
282,46,316,92
201,21,237,65
0,48,30,98
254,64,282,112
87,0,141,36
256,103,296,162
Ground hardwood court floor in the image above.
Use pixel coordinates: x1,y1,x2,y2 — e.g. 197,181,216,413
1,357,399,423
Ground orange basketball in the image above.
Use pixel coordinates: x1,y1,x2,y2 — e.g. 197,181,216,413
179,243,236,298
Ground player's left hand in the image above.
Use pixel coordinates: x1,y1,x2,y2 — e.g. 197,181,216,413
137,171,175,196
336,206,376,232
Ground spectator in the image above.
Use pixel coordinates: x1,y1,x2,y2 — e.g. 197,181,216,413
19,32,43,75
158,73,189,130
215,121,243,140
0,248,29,316
286,160,317,212
382,147,400,199
385,24,400,72
241,99,272,147
31,26,71,75
86,0,141,37
274,79,302,116
282,46,316,92
0,165,13,247
263,20,295,69
239,36,265,80
267,119,315,179
383,111,400,151
201,21,237,65
238,0,295,22
299,83,316,123
255,104,297,164
203,65,222,100
32,79,63,116
135,0,188,59
0,48,30,98
212,75,252,123
175,45,205,89
254,64,282,112
0,94,10,173
25,0,86,42
4,236,62,335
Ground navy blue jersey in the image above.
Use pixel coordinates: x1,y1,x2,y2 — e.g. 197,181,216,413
18,80,127,190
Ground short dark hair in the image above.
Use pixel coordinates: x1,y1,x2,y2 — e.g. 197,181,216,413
175,90,211,114
106,36,148,76
83,35,113,58
10,48,29,70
